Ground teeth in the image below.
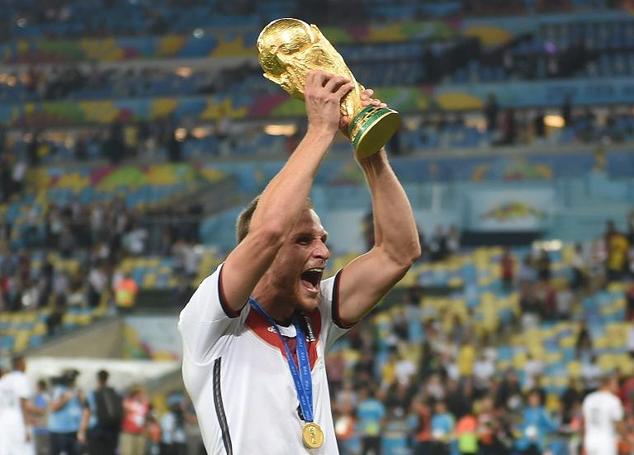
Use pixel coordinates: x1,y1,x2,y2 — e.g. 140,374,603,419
305,268,323,273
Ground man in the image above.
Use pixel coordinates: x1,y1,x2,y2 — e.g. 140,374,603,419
0,355,35,455
516,389,557,455
81,369,122,455
33,379,51,455
119,385,149,455
160,394,190,455
582,374,624,455
48,369,86,455
356,386,385,454
179,70,420,454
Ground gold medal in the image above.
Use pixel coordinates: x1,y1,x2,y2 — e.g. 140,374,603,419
302,422,324,449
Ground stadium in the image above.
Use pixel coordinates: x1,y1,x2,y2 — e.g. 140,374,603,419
1,0,634,454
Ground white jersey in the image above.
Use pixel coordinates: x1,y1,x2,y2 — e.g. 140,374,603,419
179,264,349,455
0,371,34,455
582,389,624,455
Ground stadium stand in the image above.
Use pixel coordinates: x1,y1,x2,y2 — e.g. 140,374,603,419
1,1,634,454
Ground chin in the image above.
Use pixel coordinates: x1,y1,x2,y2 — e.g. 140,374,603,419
297,290,321,313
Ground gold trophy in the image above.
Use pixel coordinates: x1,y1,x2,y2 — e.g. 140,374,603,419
257,18,401,159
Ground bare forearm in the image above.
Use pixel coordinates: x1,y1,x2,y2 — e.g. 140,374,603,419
20,399,31,427
221,128,335,311
360,149,420,264
220,71,352,312
50,397,68,412
250,128,334,237
79,408,90,433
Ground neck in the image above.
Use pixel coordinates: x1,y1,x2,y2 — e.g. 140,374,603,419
252,279,296,325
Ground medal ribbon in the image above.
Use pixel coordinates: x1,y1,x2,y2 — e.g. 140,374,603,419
248,298,314,423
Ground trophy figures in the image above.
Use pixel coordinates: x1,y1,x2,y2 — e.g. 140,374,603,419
257,18,401,159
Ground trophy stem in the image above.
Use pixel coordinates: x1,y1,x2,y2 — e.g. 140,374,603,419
348,106,401,159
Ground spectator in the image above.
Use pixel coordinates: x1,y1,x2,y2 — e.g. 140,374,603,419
394,353,416,387
334,402,356,455
431,400,455,455
429,226,449,262
535,249,551,282
582,355,603,389
160,394,188,455
412,396,433,454
455,407,478,455
447,225,461,256
500,248,515,291
517,254,537,288
473,352,496,389
484,94,499,133
33,379,51,455
570,243,587,291
532,110,545,139
561,94,573,127
356,386,385,455
495,370,522,411
561,378,584,425
0,356,36,455
582,374,624,455
84,370,122,455
120,385,150,455
46,295,67,337
146,411,162,455
477,395,508,455
515,389,557,454
499,108,517,145
48,369,85,455
576,322,593,360
113,272,139,312
555,281,574,320
524,354,544,389
604,220,630,281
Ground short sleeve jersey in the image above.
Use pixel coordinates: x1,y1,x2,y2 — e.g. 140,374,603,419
0,371,32,452
178,264,348,454
582,390,624,454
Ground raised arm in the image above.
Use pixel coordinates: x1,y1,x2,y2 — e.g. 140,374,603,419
221,71,354,313
337,93,421,325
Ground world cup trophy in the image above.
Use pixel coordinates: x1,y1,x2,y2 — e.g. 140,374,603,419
257,18,401,159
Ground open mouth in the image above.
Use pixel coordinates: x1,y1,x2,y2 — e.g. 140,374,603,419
300,268,323,293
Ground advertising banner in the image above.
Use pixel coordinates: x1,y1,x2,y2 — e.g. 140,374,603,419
466,188,554,232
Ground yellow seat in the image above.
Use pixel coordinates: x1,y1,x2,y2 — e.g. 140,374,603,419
568,361,582,377
598,354,616,371
33,322,47,336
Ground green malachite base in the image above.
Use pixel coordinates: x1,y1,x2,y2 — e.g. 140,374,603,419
348,106,401,159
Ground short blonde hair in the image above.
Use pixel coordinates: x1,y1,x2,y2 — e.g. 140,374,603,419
235,195,313,244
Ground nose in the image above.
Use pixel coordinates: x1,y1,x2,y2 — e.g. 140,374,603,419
314,241,330,262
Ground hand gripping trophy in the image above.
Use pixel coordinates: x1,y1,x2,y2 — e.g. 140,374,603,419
257,18,401,159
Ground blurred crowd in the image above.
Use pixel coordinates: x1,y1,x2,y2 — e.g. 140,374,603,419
1,0,625,43
0,192,203,335
480,94,634,147
0,357,204,455
0,63,259,103
2,189,634,454
325,219,634,455
1,99,633,182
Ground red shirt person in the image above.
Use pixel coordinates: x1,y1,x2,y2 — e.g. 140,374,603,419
120,386,149,455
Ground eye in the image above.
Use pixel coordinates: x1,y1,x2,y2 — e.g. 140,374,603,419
297,236,311,245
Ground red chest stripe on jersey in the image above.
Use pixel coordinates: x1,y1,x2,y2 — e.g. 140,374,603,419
246,308,321,370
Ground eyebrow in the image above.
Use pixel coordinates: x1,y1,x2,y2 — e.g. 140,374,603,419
295,231,328,240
